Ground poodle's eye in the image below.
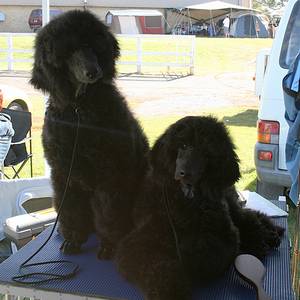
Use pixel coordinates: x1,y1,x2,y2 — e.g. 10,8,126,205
180,144,187,150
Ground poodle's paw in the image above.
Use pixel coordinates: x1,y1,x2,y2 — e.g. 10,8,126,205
97,245,114,260
60,240,81,254
265,225,285,249
145,293,167,300
248,225,285,258
145,292,188,300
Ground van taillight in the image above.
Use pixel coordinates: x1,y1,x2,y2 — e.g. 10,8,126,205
257,120,279,144
258,150,273,161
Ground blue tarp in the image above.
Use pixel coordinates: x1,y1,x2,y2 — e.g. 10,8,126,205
0,212,295,300
283,51,300,205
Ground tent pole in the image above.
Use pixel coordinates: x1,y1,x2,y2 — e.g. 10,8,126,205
175,9,186,34
173,9,182,34
42,0,50,27
291,202,300,295
209,9,215,37
163,9,172,33
187,9,192,34
229,8,233,37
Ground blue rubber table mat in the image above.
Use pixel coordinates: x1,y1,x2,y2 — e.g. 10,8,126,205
0,202,295,300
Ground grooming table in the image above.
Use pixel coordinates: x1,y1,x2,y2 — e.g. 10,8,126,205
0,201,295,300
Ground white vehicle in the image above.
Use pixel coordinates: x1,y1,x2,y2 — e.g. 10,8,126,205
255,0,300,199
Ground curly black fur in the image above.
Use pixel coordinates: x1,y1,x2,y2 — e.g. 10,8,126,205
31,10,149,256
115,116,241,300
225,187,284,258
115,116,284,300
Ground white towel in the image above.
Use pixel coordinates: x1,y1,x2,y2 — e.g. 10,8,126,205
240,190,288,217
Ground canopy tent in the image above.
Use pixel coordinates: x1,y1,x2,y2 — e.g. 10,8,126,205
187,1,252,10
106,9,165,34
185,1,254,20
107,10,163,17
171,1,268,37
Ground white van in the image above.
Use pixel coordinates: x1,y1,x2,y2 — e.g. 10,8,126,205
255,0,300,199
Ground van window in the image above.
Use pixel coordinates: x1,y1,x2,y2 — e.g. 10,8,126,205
30,9,41,18
50,10,62,18
280,0,300,68
145,16,161,28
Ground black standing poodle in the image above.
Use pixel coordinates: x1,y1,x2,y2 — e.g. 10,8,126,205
115,116,283,300
30,10,149,257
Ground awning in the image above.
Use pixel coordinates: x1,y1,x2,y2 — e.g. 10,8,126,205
107,9,163,17
181,1,255,21
186,1,252,11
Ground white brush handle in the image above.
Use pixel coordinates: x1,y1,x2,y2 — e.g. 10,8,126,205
257,287,272,300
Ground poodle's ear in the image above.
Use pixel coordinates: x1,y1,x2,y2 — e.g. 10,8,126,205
203,120,241,190
30,36,54,92
30,62,50,92
208,139,241,189
150,133,167,168
220,148,241,188
150,128,180,180
106,29,120,60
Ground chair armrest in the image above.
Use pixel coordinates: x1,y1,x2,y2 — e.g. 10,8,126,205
11,137,32,145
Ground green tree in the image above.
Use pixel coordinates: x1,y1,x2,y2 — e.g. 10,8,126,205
253,0,286,16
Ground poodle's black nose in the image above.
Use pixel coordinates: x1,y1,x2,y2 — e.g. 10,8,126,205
175,169,191,181
86,68,102,81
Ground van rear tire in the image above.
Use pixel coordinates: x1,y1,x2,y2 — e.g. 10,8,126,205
256,180,285,200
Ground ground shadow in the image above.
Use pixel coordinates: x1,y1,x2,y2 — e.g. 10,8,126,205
222,109,258,127
244,177,257,191
117,72,192,82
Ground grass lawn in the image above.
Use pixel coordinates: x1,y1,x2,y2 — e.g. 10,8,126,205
1,36,273,74
11,103,258,193
195,38,273,75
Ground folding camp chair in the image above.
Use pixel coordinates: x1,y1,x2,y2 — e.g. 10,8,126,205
0,113,14,174
0,108,33,179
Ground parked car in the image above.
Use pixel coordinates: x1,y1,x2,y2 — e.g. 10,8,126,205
28,9,63,32
0,84,30,111
254,0,300,199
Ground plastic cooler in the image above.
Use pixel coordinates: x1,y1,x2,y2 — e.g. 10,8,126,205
3,208,57,248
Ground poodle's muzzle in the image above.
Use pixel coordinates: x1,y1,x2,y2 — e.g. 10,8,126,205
68,48,103,84
175,146,197,199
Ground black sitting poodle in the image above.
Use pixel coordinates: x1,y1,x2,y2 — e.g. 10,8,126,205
115,116,283,300
30,10,149,257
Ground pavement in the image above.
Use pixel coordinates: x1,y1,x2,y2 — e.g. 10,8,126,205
0,70,258,117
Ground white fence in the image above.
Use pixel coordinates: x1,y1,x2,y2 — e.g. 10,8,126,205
0,33,196,75
0,33,35,71
117,34,195,75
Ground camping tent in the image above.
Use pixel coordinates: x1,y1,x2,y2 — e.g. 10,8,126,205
0,11,5,22
106,10,164,34
229,12,269,37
